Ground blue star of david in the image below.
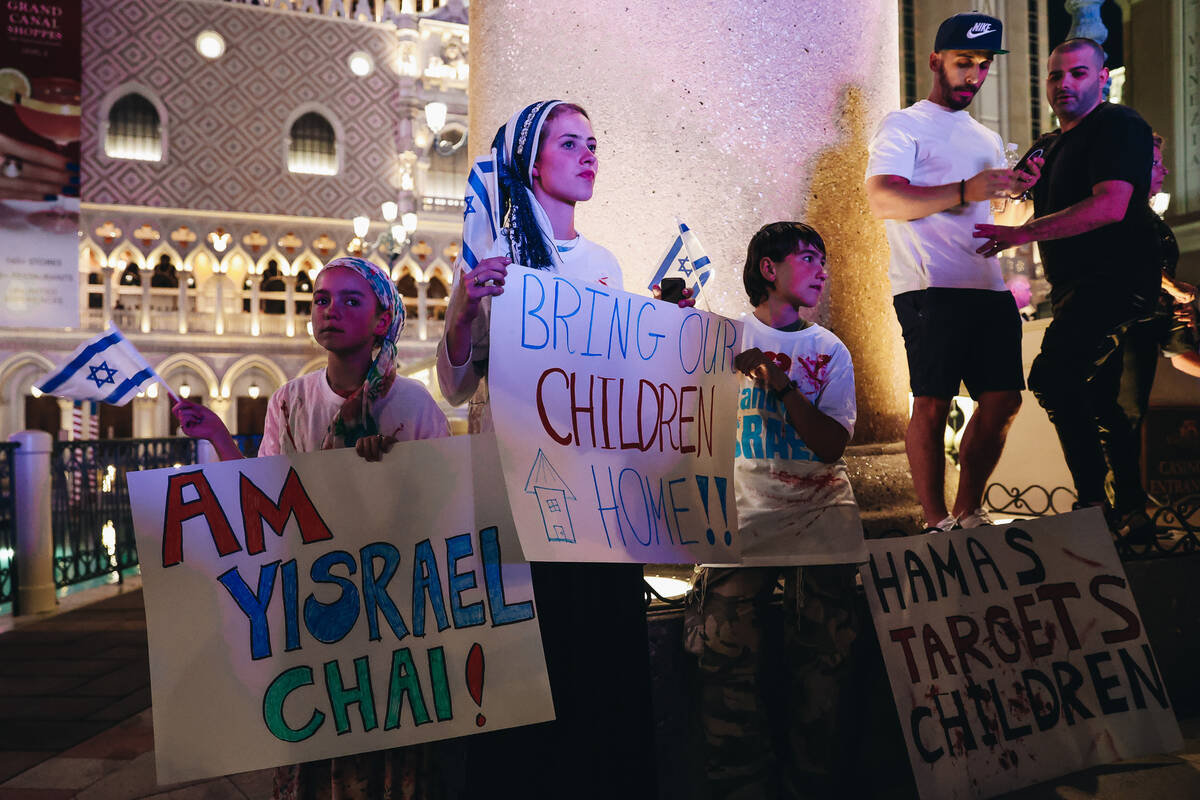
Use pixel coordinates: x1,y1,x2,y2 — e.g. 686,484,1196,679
86,361,119,389
464,196,476,216
677,256,693,277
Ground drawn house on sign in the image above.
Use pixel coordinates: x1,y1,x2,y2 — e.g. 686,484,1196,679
524,449,577,543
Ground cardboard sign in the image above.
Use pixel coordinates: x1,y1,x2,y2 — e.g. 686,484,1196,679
860,510,1182,800
128,434,553,784
488,265,742,564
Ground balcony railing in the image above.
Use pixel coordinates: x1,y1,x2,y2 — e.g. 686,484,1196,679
82,286,446,341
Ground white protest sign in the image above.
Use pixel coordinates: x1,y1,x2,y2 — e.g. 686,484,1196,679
860,510,1182,800
488,264,742,564
128,434,553,784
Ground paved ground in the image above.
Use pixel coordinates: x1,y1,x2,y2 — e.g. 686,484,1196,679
2,580,1199,799
0,580,273,799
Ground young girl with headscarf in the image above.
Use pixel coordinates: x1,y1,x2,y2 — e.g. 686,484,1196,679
173,255,454,798
437,101,658,795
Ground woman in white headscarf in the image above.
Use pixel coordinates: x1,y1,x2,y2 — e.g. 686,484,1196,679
438,101,656,796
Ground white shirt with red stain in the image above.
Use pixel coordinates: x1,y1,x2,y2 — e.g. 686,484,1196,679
733,313,867,566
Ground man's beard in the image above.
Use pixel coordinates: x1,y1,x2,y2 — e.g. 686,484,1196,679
938,68,977,110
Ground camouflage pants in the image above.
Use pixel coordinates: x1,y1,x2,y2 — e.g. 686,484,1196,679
685,565,859,800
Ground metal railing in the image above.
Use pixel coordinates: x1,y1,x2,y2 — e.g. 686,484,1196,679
50,438,198,589
0,443,17,607
986,480,1200,561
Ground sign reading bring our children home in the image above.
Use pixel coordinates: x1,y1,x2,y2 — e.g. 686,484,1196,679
128,434,553,784
488,265,744,564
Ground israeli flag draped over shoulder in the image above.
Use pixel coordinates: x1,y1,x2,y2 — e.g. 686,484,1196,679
648,217,714,300
36,324,158,406
460,149,502,271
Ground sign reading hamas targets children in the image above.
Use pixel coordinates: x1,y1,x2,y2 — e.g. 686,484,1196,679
488,265,743,564
128,435,553,784
859,511,1182,800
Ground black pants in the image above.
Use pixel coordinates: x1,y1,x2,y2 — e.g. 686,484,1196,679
464,562,656,798
1028,282,1159,515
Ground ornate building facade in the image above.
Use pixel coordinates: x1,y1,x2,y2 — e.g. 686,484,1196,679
0,0,471,440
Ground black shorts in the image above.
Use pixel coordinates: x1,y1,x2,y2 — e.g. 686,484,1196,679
893,287,1025,398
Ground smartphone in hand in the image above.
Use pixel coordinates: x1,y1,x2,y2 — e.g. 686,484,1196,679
660,277,686,304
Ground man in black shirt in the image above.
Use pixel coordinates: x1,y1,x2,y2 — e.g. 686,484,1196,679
973,37,1159,539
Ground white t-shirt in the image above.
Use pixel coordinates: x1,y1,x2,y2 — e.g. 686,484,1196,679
733,315,867,565
866,99,1007,295
435,235,624,433
259,369,449,456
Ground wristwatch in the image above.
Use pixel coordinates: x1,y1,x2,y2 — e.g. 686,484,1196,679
776,380,797,398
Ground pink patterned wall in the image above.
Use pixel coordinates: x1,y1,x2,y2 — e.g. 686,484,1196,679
81,0,404,219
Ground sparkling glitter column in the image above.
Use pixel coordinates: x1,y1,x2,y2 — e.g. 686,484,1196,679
470,0,908,449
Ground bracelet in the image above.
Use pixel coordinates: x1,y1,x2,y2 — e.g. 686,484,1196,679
776,380,796,398
959,179,966,206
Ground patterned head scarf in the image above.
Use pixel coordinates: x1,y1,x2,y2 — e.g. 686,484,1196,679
491,100,564,271
319,256,406,449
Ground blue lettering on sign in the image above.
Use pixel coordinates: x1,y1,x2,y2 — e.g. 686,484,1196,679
521,272,550,350
552,277,583,354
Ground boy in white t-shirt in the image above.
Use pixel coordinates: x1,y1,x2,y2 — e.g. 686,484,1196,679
687,222,865,799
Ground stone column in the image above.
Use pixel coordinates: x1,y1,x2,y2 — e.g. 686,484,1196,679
250,274,262,337
177,275,189,334
101,265,114,327
416,279,430,341
471,0,916,526
139,268,152,333
11,430,55,615
284,275,297,337
214,276,226,336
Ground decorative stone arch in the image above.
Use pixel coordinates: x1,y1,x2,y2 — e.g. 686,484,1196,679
392,255,422,282
291,250,324,279
221,247,254,285
298,357,326,377
0,352,58,438
422,257,453,286
109,240,146,271
282,102,345,177
155,353,220,400
220,355,288,399
184,246,220,280
0,351,55,393
96,82,169,163
79,240,106,274
255,248,291,278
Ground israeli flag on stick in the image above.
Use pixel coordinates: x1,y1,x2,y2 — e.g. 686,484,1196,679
460,149,501,272
36,323,170,406
647,217,714,302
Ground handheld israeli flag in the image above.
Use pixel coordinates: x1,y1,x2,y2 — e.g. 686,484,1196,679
647,217,714,302
36,324,166,406
460,149,501,271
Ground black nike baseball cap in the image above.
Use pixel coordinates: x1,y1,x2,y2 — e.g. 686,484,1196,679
934,12,1009,54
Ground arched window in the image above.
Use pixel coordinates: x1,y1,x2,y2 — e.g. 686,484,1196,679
287,112,337,175
105,93,162,161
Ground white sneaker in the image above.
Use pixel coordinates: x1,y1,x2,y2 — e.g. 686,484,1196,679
924,514,959,533
958,507,995,529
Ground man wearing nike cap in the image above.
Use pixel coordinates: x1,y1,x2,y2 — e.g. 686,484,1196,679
865,12,1040,534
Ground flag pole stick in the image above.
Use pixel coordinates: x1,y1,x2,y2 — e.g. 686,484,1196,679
148,366,179,405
